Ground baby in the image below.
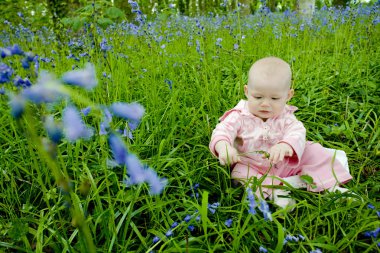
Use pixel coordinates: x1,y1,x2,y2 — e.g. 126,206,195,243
209,57,352,208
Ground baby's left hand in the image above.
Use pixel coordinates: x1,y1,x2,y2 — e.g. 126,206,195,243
268,143,294,165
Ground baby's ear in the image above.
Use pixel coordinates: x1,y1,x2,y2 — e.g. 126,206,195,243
244,85,248,96
287,89,294,101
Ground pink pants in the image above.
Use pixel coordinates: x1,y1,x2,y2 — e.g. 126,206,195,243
231,142,353,198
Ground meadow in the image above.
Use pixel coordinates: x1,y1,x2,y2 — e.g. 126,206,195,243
0,3,379,253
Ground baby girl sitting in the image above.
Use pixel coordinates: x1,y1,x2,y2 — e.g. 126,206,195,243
209,57,352,208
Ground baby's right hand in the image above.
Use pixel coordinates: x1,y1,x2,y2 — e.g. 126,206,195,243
215,141,240,166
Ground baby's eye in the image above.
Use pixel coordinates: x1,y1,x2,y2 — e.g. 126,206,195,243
253,96,262,99
271,97,280,100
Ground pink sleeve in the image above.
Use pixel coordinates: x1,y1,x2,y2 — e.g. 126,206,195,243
209,111,241,157
279,116,306,167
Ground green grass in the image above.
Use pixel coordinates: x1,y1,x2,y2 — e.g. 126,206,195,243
0,6,379,253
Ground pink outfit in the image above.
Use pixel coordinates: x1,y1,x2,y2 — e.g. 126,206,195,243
209,100,352,197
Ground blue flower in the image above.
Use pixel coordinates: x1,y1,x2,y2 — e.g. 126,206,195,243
216,38,222,47
246,188,257,215
368,204,375,209
224,218,233,227
81,106,91,116
309,249,322,253
8,93,26,118
62,105,94,142
364,227,380,238
108,133,128,165
152,236,160,243
171,221,179,228
44,115,63,143
184,215,192,222
187,225,195,231
0,63,13,83
110,102,145,122
61,63,98,90
9,44,24,55
258,200,272,221
21,71,66,104
13,76,32,88
208,202,220,214
259,246,268,252
144,169,167,195
165,229,173,237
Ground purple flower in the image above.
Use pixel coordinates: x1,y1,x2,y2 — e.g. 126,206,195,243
364,227,380,238
44,115,63,143
99,108,113,135
62,105,94,142
1,48,12,58
310,249,322,253
247,188,257,215
187,225,195,231
110,102,145,122
259,246,268,253
224,218,233,227
108,133,129,165
61,63,98,90
0,63,13,83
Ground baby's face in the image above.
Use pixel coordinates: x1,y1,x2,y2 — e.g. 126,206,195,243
244,80,293,121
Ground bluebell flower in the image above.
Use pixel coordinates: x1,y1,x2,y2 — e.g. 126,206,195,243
208,202,220,214
258,199,272,221
108,133,128,165
165,79,173,90
1,48,12,58
298,234,305,241
216,38,222,47
246,188,257,215
21,58,30,69
8,93,26,118
13,76,32,89
81,106,91,116
21,72,66,104
63,105,94,142
100,38,112,51
364,227,380,238
61,63,98,90
0,87,5,95
110,102,145,122
368,204,375,209
188,225,195,231
122,128,133,139
0,63,13,83
9,44,24,55
171,221,179,228
259,246,268,253
165,229,173,237
225,218,233,227
234,43,239,50
184,215,192,222
309,249,322,253
152,236,160,243
44,115,63,143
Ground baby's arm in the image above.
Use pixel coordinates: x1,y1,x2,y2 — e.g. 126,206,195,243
215,140,240,165
209,111,241,166
269,117,306,165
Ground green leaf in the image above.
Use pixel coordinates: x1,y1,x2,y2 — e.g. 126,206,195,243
97,18,114,28
105,6,125,20
300,175,314,185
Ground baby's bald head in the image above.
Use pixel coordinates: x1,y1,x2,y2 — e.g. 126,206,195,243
247,57,292,91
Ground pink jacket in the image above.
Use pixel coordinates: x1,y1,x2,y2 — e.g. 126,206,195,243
209,100,306,171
